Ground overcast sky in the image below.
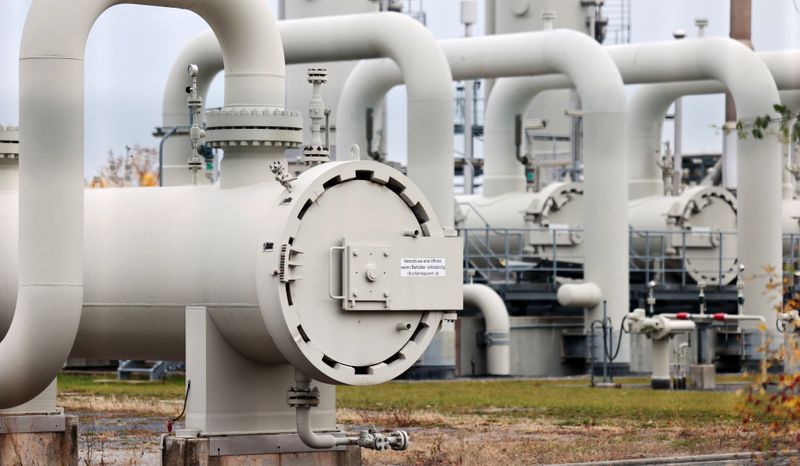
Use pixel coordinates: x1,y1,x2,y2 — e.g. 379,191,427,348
0,0,798,178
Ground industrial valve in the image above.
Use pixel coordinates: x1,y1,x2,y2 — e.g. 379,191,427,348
186,63,207,185
657,142,675,196
646,280,656,316
736,264,746,313
628,308,695,389
303,67,331,166
269,160,296,191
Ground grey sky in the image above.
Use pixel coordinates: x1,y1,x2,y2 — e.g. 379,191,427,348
0,1,798,178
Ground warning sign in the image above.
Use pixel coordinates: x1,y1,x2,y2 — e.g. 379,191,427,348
400,258,447,277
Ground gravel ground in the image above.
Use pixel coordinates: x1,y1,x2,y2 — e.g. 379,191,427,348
68,408,767,465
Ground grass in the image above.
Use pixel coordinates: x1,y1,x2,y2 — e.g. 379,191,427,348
58,373,742,426
59,373,185,399
337,379,740,426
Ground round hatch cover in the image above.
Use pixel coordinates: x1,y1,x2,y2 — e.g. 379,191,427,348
257,161,447,386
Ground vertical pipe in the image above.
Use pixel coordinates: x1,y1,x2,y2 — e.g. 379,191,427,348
723,0,752,190
651,338,671,389
2,0,287,409
671,29,686,196
461,0,477,194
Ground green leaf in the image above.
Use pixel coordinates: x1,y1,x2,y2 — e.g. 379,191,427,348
774,104,787,114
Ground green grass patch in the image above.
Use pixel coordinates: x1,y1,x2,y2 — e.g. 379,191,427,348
57,373,745,426
58,373,185,399
336,380,740,425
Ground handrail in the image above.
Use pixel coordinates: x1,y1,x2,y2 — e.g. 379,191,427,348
459,226,763,291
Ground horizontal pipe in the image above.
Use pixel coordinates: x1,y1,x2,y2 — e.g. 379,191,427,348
557,283,603,309
340,30,628,361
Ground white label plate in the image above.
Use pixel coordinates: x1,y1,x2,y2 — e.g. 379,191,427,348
400,258,447,277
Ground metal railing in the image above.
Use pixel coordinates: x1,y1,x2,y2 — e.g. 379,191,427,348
602,0,632,45
460,226,759,291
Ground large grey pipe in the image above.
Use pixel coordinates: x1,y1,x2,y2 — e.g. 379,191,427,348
161,13,454,226
2,0,285,408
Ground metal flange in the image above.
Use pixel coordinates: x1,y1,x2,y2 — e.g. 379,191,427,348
307,67,328,84
205,107,304,149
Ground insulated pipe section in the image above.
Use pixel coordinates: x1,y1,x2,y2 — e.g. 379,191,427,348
338,31,628,360
760,51,800,91
627,50,800,200
557,283,602,309
608,39,782,332
283,14,454,227
482,76,576,196
489,47,793,199
484,38,781,335
627,81,722,200
161,14,454,225
463,284,510,376
3,0,284,409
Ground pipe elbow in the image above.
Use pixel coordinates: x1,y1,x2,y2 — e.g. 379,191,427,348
0,285,82,408
692,38,780,118
367,13,453,97
295,407,340,449
162,30,222,126
463,284,510,334
541,30,625,114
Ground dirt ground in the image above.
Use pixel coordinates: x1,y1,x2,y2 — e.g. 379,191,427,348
56,374,794,465
68,406,763,466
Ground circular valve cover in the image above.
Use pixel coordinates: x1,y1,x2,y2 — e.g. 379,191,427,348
257,161,448,386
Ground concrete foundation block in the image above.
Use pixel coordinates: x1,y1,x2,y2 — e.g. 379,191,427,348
0,414,78,466
689,364,716,390
162,434,362,466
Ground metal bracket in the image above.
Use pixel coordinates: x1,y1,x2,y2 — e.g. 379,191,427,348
279,244,304,283
477,331,510,347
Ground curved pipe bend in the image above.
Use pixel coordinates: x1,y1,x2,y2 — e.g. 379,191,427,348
483,37,781,333
3,0,284,408
292,371,409,451
626,49,800,200
463,284,511,376
161,13,454,225
338,28,628,358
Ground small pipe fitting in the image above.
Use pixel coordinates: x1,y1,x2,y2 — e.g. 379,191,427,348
289,370,410,451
